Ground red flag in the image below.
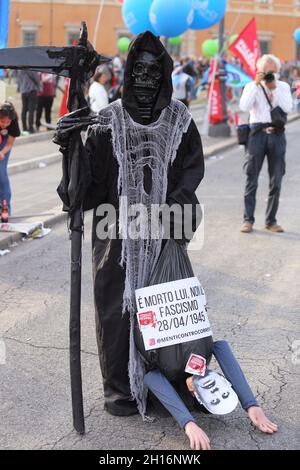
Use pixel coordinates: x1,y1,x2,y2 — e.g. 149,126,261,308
207,60,223,124
58,40,77,117
59,78,70,117
229,18,261,79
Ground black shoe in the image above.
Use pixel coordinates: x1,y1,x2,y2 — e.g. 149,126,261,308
104,400,139,417
29,128,36,134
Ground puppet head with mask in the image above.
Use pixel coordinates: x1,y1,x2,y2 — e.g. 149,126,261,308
131,50,163,123
122,31,174,125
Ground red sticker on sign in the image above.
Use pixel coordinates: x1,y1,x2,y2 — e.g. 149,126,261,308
185,354,206,376
138,311,157,329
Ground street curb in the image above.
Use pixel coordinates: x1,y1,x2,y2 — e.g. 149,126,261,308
43,210,68,228
190,103,205,111
0,230,22,251
0,208,67,251
203,138,237,158
286,112,300,124
9,114,298,173
14,131,55,147
8,153,61,176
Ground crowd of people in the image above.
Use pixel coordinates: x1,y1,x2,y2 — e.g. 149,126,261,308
13,70,56,134
2,51,300,134
84,53,300,114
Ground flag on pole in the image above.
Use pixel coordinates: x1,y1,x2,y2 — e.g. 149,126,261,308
59,78,70,117
0,0,10,78
225,63,252,88
209,80,223,124
207,59,224,124
229,18,261,79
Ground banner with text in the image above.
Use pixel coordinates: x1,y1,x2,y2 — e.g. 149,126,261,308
207,59,224,124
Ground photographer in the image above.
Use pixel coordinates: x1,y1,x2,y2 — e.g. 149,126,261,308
239,54,293,233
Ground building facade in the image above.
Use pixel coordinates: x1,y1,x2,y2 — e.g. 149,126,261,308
194,0,300,61
7,0,300,61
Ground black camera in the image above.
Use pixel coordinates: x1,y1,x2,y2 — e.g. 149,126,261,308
264,72,275,83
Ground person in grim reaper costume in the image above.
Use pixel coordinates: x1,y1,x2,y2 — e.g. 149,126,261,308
60,31,205,418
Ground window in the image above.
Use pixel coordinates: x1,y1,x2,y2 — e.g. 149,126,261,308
66,31,79,46
22,30,37,46
259,40,271,55
166,42,182,57
64,24,81,46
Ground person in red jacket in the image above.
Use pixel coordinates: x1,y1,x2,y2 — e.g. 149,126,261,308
36,73,57,131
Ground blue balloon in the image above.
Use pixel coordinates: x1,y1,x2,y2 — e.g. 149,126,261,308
122,0,156,36
150,0,194,38
191,0,227,30
294,28,300,44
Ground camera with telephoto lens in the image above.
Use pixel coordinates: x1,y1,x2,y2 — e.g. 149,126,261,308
264,72,275,83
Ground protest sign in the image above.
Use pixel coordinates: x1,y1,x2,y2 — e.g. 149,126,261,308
135,277,212,351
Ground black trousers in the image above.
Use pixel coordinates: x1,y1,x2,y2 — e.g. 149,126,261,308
93,233,134,414
21,90,37,132
36,96,54,128
243,130,286,225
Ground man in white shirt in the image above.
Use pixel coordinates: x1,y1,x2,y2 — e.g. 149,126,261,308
239,54,293,233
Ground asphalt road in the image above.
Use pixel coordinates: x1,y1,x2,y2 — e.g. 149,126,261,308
0,120,299,450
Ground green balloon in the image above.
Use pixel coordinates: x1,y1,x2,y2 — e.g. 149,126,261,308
168,36,182,46
202,39,219,58
229,34,238,46
117,37,131,53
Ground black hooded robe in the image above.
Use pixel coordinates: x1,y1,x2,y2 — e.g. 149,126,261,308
83,32,205,416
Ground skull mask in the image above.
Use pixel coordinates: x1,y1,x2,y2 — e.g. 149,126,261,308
132,51,163,108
